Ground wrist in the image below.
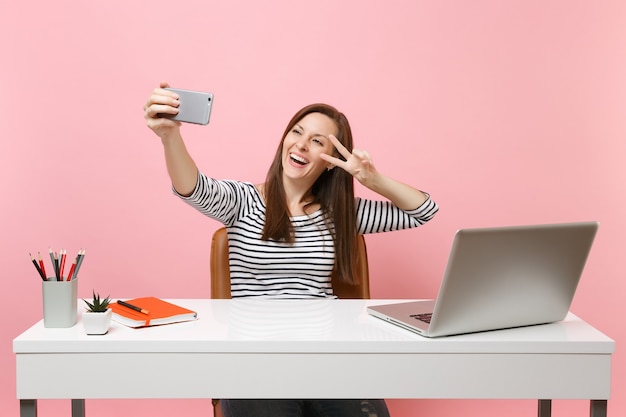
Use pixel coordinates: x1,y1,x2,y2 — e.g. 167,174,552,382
160,128,184,147
362,171,385,193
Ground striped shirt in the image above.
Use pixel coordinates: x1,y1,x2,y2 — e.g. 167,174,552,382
177,172,438,299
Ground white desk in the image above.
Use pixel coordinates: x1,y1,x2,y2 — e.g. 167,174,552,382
14,299,614,417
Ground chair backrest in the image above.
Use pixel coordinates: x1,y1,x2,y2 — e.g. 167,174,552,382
210,227,370,299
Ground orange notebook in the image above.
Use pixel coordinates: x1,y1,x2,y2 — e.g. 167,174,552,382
109,297,198,328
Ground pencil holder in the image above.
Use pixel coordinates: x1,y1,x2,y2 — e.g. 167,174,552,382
42,279,78,328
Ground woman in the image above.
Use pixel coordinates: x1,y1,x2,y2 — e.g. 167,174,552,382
144,82,438,416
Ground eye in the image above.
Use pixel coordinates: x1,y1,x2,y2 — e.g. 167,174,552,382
313,136,329,146
292,128,302,135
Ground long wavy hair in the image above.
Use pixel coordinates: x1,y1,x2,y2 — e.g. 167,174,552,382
262,103,358,284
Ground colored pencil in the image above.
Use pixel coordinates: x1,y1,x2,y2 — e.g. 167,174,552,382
58,249,66,280
66,260,77,281
53,250,60,281
37,252,47,279
49,248,57,280
29,253,46,280
117,300,150,315
73,249,86,278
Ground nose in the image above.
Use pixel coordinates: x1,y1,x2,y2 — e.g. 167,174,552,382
295,138,307,151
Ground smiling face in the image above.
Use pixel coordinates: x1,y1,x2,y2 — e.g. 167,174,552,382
281,112,338,185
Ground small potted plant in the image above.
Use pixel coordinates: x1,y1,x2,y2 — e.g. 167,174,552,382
82,291,112,335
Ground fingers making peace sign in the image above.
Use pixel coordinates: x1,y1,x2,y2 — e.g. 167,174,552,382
320,134,378,187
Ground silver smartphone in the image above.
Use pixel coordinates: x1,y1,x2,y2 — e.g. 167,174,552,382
160,88,214,125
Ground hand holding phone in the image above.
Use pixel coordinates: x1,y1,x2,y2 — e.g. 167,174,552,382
159,88,214,125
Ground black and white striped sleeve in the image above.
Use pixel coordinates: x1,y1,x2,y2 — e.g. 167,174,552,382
356,195,438,234
173,172,251,226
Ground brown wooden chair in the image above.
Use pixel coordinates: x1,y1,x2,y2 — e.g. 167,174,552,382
210,226,371,416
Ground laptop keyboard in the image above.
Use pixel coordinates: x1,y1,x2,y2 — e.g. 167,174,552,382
410,313,433,324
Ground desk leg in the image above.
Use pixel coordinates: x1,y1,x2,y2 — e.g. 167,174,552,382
538,399,551,417
20,399,37,417
591,400,607,417
71,399,85,417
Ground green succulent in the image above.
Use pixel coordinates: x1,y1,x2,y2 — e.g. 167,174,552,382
83,290,111,312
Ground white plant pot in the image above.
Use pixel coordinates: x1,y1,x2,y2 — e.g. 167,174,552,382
82,309,112,335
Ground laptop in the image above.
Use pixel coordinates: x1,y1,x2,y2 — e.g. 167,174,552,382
367,221,598,337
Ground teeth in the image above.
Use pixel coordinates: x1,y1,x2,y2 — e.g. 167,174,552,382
290,153,308,164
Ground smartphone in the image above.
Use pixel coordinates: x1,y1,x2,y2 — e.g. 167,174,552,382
160,88,214,125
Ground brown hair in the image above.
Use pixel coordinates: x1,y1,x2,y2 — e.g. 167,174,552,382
262,103,358,284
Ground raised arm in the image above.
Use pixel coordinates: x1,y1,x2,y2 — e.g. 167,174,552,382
144,82,199,196
320,134,429,210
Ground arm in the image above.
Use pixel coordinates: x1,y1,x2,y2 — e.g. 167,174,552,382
144,82,198,196
356,197,438,234
320,134,429,210
360,171,428,210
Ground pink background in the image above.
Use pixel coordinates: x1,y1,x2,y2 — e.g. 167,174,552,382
2,1,624,416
